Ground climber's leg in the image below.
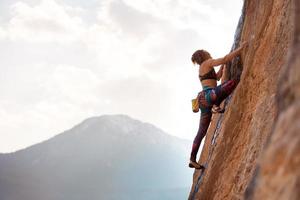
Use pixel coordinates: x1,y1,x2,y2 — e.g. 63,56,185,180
211,79,238,107
189,90,212,169
190,111,212,163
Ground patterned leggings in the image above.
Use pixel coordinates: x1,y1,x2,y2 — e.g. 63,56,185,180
190,80,237,161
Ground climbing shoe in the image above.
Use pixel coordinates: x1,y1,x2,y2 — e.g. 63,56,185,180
189,160,205,170
212,106,225,114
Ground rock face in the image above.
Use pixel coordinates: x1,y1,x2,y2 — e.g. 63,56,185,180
189,0,298,199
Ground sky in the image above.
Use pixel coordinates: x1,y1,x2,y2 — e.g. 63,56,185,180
0,0,243,153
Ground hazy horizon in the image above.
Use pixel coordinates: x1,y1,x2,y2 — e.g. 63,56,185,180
1,114,192,154
0,0,243,152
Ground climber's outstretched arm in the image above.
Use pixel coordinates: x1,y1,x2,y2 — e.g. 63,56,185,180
206,41,247,67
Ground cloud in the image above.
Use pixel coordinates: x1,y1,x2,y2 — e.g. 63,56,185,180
122,0,214,30
6,0,84,42
0,63,102,152
0,26,6,39
0,0,243,152
0,63,175,152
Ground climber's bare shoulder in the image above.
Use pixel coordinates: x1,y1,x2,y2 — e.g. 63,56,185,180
200,59,214,72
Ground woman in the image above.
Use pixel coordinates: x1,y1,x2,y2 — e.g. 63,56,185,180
189,42,247,169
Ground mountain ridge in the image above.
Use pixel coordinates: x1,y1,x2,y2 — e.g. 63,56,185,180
0,114,190,155
0,114,192,200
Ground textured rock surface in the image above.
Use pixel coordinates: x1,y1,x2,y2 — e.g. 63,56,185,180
189,0,297,199
248,0,300,199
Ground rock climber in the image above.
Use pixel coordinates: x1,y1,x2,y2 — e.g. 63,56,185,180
189,41,248,169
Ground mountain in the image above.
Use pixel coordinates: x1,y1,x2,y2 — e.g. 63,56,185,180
0,114,192,200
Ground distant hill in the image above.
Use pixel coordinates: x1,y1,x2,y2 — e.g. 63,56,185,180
0,115,192,200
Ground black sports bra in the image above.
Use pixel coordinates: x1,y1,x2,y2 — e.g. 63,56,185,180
199,68,217,81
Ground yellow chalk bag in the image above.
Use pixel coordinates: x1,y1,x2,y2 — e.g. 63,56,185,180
192,97,199,113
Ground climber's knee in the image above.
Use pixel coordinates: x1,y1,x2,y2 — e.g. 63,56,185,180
216,79,237,96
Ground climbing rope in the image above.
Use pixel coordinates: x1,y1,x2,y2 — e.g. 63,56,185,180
190,96,232,200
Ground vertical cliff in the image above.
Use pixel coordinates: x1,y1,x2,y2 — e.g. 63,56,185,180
189,0,298,199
